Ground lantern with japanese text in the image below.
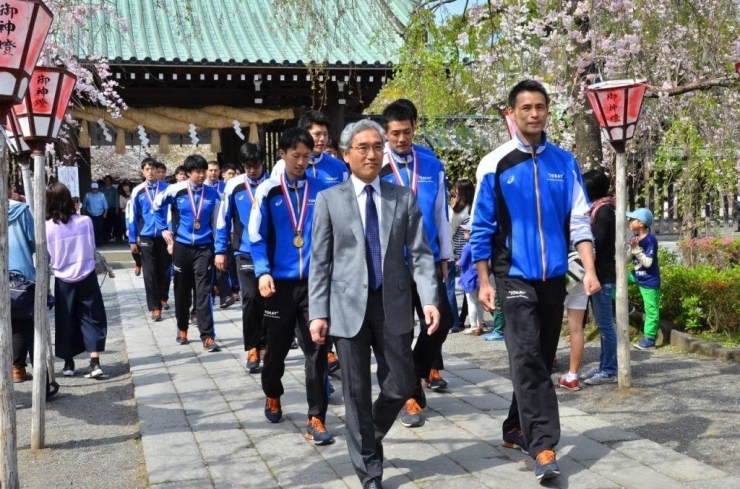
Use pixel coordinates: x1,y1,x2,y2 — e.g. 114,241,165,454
586,79,647,153
0,0,54,119
12,66,76,146
503,108,517,139
4,109,29,154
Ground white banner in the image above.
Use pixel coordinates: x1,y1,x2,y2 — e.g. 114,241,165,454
58,166,80,198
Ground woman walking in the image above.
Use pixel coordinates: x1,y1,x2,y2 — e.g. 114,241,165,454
46,182,108,378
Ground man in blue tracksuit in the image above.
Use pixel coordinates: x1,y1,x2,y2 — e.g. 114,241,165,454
215,143,268,373
154,154,222,352
249,127,333,446
129,157,171,322
271,110,348,374
470,80,600,481
379,101,451,429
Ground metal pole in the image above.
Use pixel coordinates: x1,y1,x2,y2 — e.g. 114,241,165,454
19,160,33,214
31,150,49,450
615,151,632,388
0,134,20,488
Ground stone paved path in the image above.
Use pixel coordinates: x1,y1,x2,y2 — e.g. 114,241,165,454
114,268,739,488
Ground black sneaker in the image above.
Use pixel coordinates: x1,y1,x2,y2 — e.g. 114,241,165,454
62,360,75,377
219,296,236,309
534,449,560,480
502,428,529,454
264,397,282,423
425,369,448,391
176,331,189,345
305,417,334,445
327,351,340,373
399,399,424,427
203,337,221,352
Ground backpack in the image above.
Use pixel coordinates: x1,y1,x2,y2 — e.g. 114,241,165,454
9,270,55,320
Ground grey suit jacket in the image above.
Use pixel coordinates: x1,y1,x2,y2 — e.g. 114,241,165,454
309,178,438,338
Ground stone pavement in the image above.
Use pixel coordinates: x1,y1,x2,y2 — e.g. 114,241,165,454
113,267,739,488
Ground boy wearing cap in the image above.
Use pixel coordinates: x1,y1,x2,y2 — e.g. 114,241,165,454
626,208,661,350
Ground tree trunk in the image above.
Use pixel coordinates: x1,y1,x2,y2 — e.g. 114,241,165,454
573,105,604,169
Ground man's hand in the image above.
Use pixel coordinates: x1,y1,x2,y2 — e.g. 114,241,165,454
129,244,139,254
582,271,601,296
214,254,227,271
423,305,440,335
310,319,329,345
258,274,276,298
479,281,497,312
162,230,174,245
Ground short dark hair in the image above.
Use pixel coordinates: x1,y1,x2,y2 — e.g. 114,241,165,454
221,162,238,173
508,79,550,109
298,110,331,131
155,161,167,171
140,157,158,170
395,98,419,122
582,169,611,201
183,154,209,173
238,142,264,167
381,101,415,130
451,179,475,213
325,137,338,151
174,165,186,175
46,182,76,224
278,127,314,152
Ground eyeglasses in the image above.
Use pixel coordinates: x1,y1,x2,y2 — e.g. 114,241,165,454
350,145,384,155
309,131,329,139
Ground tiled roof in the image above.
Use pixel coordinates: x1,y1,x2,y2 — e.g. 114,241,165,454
73,0,415,67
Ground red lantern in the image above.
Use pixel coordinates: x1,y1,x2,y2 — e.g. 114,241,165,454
586,79,646,153
0,0,54,118
735,62,740,76
503,108,517,139
4,109,29,154
12,66,76,146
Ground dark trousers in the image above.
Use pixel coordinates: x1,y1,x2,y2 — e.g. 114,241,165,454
103,210,117,240
410,262,453,401
90,214,104,246
54,272,108,360
173,243,214,341
334,289,416,486
132,250,142,268
496,276,566,458
261,279,328,420
12,317,34,367
139,236,172,311
235,255,265,351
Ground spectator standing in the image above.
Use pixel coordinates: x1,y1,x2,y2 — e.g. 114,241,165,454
82,182,108,247
118,180,132,242
46,182,108,379
457,224,485,336
627,208,661,350
448,179,474,333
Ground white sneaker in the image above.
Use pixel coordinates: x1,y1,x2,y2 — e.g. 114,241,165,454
86,365,104,379
579,367,599,381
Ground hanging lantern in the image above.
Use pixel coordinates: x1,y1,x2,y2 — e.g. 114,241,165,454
0,0,54,118
503,108,517,139
586,79,647,153
735,62,740,76
12,66,77,145
4,109,30,154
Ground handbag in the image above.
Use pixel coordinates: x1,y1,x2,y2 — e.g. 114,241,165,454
9,270,55,320
565,251,585,292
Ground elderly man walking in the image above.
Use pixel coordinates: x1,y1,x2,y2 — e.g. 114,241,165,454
309,119,440,489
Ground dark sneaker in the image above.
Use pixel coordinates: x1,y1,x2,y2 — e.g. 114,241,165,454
635,337,656,350
264,397,282,423
246,348,260,373
62,360,75,377
327,351,340,373
399,399,424,427
417,387,427,409
87,363,104,379
290,338,299,349
151,309,162,322
134,266,141,276
449,326,464,333
161,300,170,310
534,449,560,480
203,337,221,352
176,331,189,345
558,374,582,391
502,428,529,454
305,417,335,445
584,372,617,385
46,381,60,401
425,369,448,391
219,296,236,309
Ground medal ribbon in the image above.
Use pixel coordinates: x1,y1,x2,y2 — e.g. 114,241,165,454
279,173,309,236
187,184,205,225
144,182,159,209
244,175,258,206
387,148,419,195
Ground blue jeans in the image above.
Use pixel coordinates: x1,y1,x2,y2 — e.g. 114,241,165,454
445,261,460,329
590,283,617,376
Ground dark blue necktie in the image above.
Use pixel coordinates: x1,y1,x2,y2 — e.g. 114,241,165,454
364,185,382,290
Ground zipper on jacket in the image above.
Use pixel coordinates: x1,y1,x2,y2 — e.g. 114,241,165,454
532,150,547,281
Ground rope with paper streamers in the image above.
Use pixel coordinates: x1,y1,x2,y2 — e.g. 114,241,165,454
70,106,294,153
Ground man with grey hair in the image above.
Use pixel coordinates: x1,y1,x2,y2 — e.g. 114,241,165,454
310,119,440,489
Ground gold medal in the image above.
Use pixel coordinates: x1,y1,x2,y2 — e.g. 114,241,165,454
292,234,304,248
194,220,201,230
252,200,258,211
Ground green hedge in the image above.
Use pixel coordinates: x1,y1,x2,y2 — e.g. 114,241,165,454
678,237,740,269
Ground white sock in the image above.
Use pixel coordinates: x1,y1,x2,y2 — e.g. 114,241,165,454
565,372,578,381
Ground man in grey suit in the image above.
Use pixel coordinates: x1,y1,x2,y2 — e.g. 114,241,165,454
309,120,440,489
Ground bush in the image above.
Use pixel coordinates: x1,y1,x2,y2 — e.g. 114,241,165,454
678,237,740,269
629,264,740,334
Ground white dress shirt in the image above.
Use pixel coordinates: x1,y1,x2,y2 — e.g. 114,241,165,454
351,175,382,233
